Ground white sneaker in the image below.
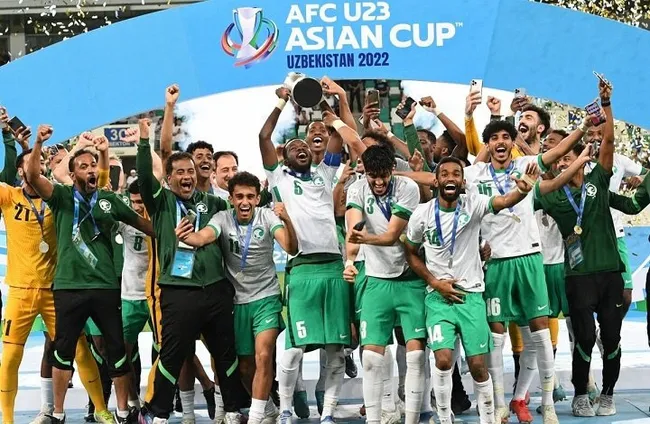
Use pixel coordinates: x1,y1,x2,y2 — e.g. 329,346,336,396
572,394,596,417
214,389,226,424
540,405,559,424
495,406,510,423
276,411,292,424
29,410,54,424
596,395,616,416
261,409,280,424
225,412,242,424
380,409,401,424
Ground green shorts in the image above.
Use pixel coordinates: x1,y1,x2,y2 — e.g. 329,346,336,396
122,299,150,344
544,263,569,317
352,261,367,325
234,295,284,356
618,238,633,290
425,291,492,357
284,260,351,349
84,318,102,337
484,253,549,323
359,274,426,347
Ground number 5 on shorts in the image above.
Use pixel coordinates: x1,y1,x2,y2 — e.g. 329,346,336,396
296,321,307,339
486,298,501,317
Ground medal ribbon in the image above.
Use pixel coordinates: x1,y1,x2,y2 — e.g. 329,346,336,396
72,188,99,238
489,162,515,214
434,199,461,262
374,179,393,221
232,211,255,272
563,183,587,231
23,189,46,239
175,200,200,232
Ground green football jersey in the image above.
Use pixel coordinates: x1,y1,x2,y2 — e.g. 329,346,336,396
535,163,624,277
46,184,141,290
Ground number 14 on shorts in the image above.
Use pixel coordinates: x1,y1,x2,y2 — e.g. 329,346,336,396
428,325,444,344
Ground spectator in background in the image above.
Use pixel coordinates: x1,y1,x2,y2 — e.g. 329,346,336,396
172,117,186,144
346,80,363,113
0,51,10,66
376,79,389,110
126,169,137,187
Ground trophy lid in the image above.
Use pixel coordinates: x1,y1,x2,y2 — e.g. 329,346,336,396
293,78,323,109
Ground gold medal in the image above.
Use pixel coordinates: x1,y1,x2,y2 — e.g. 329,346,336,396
115,234,124,245
511,214,521,223
574,225,583,235
39,240,49,253
399,234,407,243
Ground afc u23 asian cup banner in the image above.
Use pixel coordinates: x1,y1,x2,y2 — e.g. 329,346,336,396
0,0,648,147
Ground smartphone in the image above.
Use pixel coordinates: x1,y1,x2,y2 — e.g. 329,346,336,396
109,165,121,192
470,79,483,95
593,71,612,89
8,116,25,133
514,87,526,98
353,220,366,231
396,97,417,120
585,100,606,126
185,209,197,226
366,89,380,106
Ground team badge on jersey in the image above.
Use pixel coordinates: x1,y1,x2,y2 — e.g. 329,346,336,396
586,183,597,197
313,176,325,186
459,211,470,226
253,226,265,240
99,199,112,212
196,202,208,213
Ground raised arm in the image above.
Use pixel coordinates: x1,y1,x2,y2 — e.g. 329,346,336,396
93,135,110,188
401,102,431,172
160,84,179,167
393,170,435,187
490,161,537,213
540,123,589,169
321,77,356,132
27,125,55,200
536,144,593,196
135,119,163,214
0,109,20,184
598,81,615,173
259,87,288,169
272,203,298,256
421,96,468,161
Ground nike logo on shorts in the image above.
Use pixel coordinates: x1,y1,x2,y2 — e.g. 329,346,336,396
480,342,487,348
616,303,623,308
415,328,425,333
355,309,362,313
537,304,547,310
340,334,347,339
265,318,274,324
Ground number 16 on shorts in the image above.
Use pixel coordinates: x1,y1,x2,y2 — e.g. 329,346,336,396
486,298,501,318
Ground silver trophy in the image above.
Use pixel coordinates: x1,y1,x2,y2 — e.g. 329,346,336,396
283,72,324,109
233,7,262,61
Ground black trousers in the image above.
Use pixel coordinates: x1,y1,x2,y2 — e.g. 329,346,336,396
566,272,624,396
145,281,247,419
50,289,129,378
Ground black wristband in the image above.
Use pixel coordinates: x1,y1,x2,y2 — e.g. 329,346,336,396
601,100,611,107
490,114,502,121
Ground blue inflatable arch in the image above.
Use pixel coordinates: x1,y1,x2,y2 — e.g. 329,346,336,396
0,0,648,145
